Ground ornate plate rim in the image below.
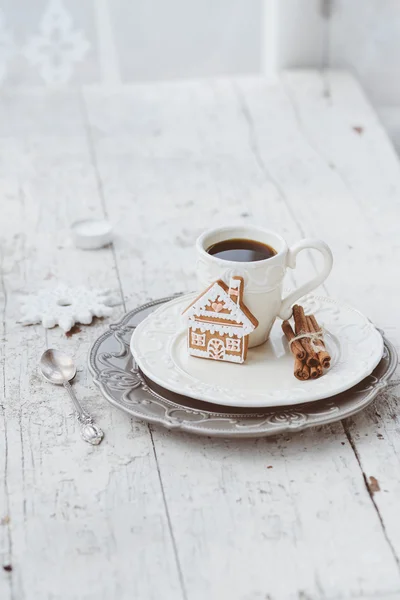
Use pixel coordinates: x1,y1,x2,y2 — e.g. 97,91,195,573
88,296,397,438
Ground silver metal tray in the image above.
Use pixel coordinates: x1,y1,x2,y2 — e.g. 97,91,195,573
88,296,397,438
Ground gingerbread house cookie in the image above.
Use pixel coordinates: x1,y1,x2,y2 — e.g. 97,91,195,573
183,276,258,364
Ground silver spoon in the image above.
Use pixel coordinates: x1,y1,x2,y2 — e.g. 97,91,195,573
39,349,104,445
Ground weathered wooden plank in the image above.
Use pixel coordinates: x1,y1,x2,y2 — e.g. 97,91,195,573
0,246,11,600
2,71,400,599
280,70,400,324
83,76,400,599
0,91,183,599
280,68,400,575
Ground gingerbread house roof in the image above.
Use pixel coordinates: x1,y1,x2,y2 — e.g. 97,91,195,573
183,277,258,336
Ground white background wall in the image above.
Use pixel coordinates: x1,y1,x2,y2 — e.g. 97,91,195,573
0,0,263,85
277,0,400,150
0,0,399,147
331,0,400,151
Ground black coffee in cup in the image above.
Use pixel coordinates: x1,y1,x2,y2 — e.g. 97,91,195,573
206,238,277,262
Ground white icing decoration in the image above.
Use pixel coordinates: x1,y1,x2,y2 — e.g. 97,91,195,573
185,281,256,335
226,337,241,351
228,280,241,303
191,331,205,346
190,309,246,322
189,347,243,363
189,320,247,338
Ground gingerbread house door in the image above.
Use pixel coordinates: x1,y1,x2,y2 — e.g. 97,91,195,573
207,338,225,360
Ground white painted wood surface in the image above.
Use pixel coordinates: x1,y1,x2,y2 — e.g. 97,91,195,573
1,70,400,600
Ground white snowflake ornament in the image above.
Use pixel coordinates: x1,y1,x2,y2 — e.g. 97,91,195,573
20,285,120,332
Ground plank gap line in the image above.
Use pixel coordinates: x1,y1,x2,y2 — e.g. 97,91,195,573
148,425,188,600
234,74,400,575
343,421,400,576
1,248,14,600
276,72,400,565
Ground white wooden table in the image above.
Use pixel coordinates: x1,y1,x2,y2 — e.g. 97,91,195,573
1,70,400,600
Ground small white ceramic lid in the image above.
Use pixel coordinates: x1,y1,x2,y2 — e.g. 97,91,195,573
71,219,113,250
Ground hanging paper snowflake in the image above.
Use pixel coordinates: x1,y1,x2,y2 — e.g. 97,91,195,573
23,0,90,85
0,10,15,84
20,285,120,332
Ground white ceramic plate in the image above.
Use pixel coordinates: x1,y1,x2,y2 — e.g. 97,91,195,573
131,294,384,408
89,297,397,438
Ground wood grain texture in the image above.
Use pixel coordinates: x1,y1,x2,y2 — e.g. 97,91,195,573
0,92,182,600
1,71,400,599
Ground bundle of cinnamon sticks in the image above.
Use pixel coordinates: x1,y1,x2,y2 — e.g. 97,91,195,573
282,304,331,381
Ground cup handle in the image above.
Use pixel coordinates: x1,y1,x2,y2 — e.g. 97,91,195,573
278,239,333,320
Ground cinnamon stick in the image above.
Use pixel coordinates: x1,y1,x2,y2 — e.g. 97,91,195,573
310,365,320,379
302,363,310,380
282,320,306,360
292,305,319,367
306,315,331,369
294,358,310,381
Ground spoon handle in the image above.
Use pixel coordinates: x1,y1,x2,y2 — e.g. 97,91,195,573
63,381,104,445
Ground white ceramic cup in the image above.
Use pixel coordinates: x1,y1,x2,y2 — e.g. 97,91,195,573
196,225,333,347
